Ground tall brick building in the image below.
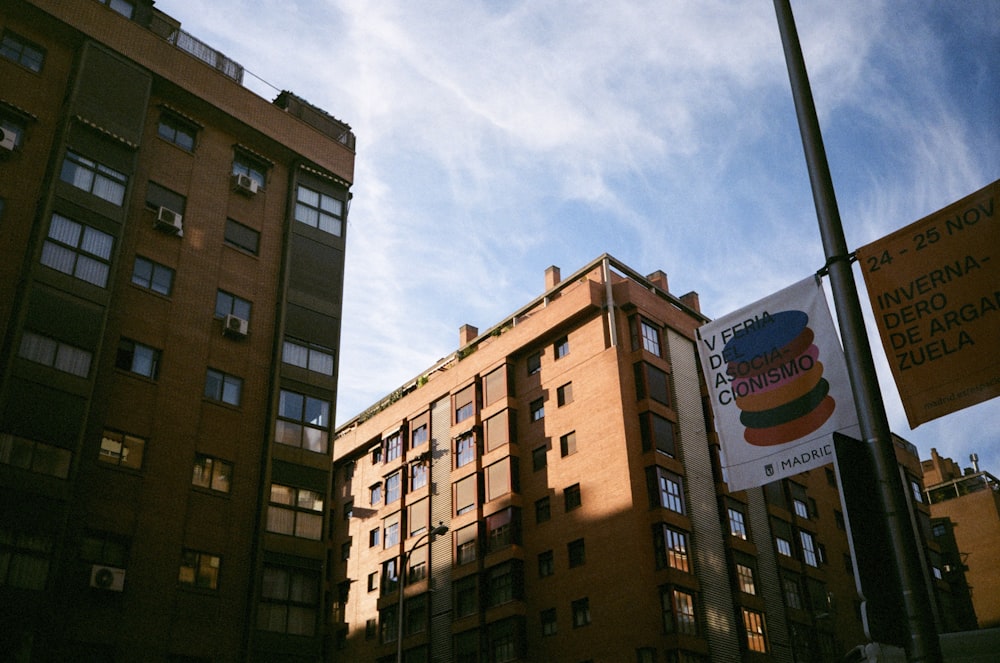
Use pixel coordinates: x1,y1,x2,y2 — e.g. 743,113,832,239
330,255,964,662
1,1,353,660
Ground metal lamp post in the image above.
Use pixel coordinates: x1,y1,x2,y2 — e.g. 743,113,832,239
396,522,448,663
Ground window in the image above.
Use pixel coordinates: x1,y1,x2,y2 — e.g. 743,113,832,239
535,497,551,524
485,411,512,452
527,351,541,375
568,539,586,568
340,541,351,560
258,565,319,636
370,484,382,505
385,472,401,504
530,398,544,422
735,555,756,595
411,424,428,449
385,432,402,462
369,528,380,548
772,519,793,557
662,588,697,635
0,528,53,590
634,317,662,356
557,382,574,406
80,532,128,567
379,605,398,644
410,462,428,490
204,369,243,406
0,433,72,479
157,112,197,151
910,477,924,504
554,336,569,359
728,503,748,540
455,475,477,515
532,445,547,471
564,483,582,511
455,524,477,565
342,500,353,520
572,597,590,627
408,499,429,537
61,151,126,205
489,617,521,663
381,558,399,596
99,430,145,470
39,213,114,287
98,0,136,19
634,362,671,406
541,608,557,636
407,546,428,583
192,454,232,493
131,256,174,295
214,289,251,320
455,433,475,467
367,573,378,593
115,338,160,379
454,575,477,617
742,608,768,653
637,648,658,663
647,467,684,513
640,412,676,457
233,153,267,189
1,31,45,72
486,458,516,501
266,483,324,540
455,385,475,424
18,331,92,378
178,549,220,590
653,524,690,573
404,593,428,636
294,184,344,236
560,431,577,457
281,337,335,375
793,499,809,519
221,218,261,255
783,573,803,610
486,508,519,553
538,550,554,577
275,389,330,453
800,530,819,567
483,365,508,405
486,560,522,607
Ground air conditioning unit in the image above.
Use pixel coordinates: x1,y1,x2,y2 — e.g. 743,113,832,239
0,128,16,151
223,313,249,338
90,564,126,592
232,173,259,195
154,206,183,236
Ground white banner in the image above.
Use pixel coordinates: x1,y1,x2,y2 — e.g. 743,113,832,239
696,277,858,491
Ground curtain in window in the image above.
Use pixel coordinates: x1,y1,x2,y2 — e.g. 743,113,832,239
282,341,309,368
19,332,56,365
53,345,91,377
267,506,295,535
74,255,109,287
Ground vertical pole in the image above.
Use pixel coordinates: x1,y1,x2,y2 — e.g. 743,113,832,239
770,2,941,661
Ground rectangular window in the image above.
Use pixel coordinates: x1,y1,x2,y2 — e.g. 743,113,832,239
560,431,577,457
275,389,330,453
258,565,319,636
530,398,544,422
483,365,508,406
192,454,232,493
223,218,260,254
728,503,748,540
532,445,547,471
662,588,697,635
115,338,160,379
214,289,251,320
367,573,378,593
454,576,477,618
455,433,476,467
640,318,662,356
408,499,429,537
294,184,344,236
772,518,793,558
742,608,768,653
385,472,401,504
281,337,334,376
204,368,243,406
640,412,676,457
411,423,428,449
634,362,671,406
455,524,477,565
455,475,477,515
541,608,557,636
178,549,220,590
486,507,520,553
735,553,757,595
527,351,541,375
554,336,569,359
0,433,72,479
385,432,402,462
98,430,145,470
489,617,520,663
564,483,581,511
568,538,586,568
557,382,574,406
486,458,516,501
131,256,174,295
98,0,136,19
369,528,380,548
486,560,522,607
18,331,92,378
647,467,684,514
1,116,25,149
1,31,45,72
383,516,400,548
800,530,819,567
61,151,126,205
572,597,590,627
266,483,324,540
454,384,475,424
538,550,554,577
0,528,53,590
410,462,428,490
653,524,690,573
379,605,398,644
40,213,113,287
370,483,382,505
157,112,197,151
233,153,267,189
783,572,803,610
535,497,551,524
381,559,399,596
484,410,512,452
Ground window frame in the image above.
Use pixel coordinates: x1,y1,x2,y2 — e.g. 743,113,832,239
18,331,92,378
224,217,261,255
115,338,161,379
98,429,145,470
204,368,243,406
1,30,45,72
60,150,127,206
39,213,114,288
157,112,198,151
131,255,174,296
178,549,220,590
191,453,233,493
275,389,330,453
266,483,325,541
294,183,344,236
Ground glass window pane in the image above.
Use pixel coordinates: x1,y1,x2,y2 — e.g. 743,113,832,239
279,390,304,420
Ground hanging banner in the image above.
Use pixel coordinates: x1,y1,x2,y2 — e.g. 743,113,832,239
696,277,859,491
856,179,1000,427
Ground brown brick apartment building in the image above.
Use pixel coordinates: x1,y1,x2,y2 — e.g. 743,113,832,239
922,449,1000,629
1,1,353,661
330,256,967,663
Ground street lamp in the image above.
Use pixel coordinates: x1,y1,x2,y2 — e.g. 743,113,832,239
396,522,449,663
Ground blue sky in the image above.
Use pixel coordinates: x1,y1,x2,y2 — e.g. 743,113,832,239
172,1,999,473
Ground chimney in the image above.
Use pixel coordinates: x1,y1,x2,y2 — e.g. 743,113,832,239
545,265,561,290
459,324,478,346
646,270,669,293
680,291,701,314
